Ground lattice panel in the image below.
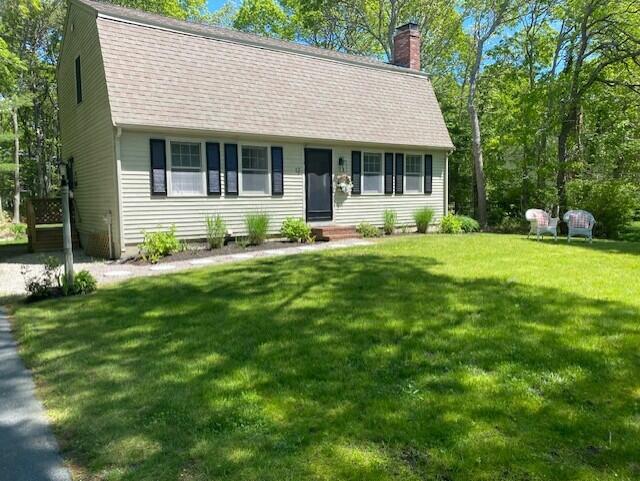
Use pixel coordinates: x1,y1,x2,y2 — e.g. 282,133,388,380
86,231,113,259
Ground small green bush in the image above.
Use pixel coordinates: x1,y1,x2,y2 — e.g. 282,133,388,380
281,217,312,243
413,207,435,233
22,256,62,300
138,225,181,263
356,222,381,238
567,179,639,238
245,212,270,245
440,214,463,234
205,214,227,249
10,222,27,238
492,216,527,234
70,270,97,295
457,215,480,233
383,210,397,235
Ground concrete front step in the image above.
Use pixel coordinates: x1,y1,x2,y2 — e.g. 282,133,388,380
311,225,361,241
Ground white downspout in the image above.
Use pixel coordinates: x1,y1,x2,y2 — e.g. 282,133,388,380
114,127,125,255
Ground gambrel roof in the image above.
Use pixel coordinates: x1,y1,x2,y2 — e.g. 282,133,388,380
71,0,454,149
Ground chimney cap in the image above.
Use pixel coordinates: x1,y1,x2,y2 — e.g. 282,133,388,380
396,22,419,33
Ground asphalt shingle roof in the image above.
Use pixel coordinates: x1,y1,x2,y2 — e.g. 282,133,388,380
73,0,454,149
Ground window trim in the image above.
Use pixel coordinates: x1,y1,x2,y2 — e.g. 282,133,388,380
404,153,424,194
361,151,384,195
239,143,272,196
166,139,206,197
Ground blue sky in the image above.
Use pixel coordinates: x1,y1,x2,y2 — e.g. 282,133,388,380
206,0,228,12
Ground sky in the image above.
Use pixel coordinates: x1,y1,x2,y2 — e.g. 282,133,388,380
207,0,228,12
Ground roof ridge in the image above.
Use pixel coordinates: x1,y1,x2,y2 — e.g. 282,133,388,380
71,0,428,77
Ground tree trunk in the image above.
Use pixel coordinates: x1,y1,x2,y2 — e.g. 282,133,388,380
12,107,20,224
556,104,577,212
467,37,488,227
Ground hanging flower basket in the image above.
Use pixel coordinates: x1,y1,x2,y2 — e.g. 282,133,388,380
335,173,353,195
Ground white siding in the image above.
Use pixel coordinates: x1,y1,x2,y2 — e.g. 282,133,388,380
120,131,305,244
58,5,119,252
332,147,446,227
120,130,446,245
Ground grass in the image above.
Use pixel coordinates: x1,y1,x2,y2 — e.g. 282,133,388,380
0,235,27,245
12,234,640,481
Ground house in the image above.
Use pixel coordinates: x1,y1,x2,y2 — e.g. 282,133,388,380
58,0,454,258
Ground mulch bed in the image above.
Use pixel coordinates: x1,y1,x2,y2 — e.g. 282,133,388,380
120,240,310,266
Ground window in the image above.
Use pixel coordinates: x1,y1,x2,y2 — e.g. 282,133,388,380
241,146,269,194
170,142,203,195
75,56,82,104
405,154,422,193
363,152,383,193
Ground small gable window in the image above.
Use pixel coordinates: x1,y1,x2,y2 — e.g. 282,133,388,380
405,154,423,193
241,146,269,194
169,141,204,196
363,152,383,193
75,56,83,104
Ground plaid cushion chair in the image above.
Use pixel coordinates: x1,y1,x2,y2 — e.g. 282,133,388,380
525,209,559,241
563,210,596,243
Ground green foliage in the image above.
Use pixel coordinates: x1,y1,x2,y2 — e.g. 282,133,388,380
233,0,295,39
138,225,181,263
457,215,480,233
205,214,227,249
22,256,61,300
70,270,97,295
493,216,527,234
356,222,380,238
280,217,312,243
413,207,435,233
245,212,270,245
440,213,463,234
10,222,26,237
382,209,397,235
567,179,638,238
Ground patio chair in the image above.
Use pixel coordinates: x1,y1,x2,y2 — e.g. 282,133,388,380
525,209,559,241
563,210,596,243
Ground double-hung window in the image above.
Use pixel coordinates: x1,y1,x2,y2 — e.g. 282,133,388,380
363,152,383,193
170,142,203,195
405,154,422,193
241,146,269,194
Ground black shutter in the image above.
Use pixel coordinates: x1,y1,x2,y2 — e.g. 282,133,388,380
75,56,82,103
384,153,394,194
395,153,404,194
150,139,167,196
206,142,221,195
271,146,284,195
351,151,361,194
224,143,238,195
424,154,433,194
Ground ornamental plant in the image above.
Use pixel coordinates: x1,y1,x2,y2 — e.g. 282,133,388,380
413,207,435,233
280,217,312,243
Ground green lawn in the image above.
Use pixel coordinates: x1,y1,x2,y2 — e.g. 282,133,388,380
12,234,640,481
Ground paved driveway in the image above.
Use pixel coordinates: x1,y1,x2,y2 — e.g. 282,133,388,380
0,308,72,481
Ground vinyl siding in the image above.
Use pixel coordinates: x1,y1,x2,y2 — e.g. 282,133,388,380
58,4,119,252
120,131,305,244
120,131,446,244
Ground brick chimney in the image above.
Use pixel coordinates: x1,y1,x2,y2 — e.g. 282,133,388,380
392,23,421,70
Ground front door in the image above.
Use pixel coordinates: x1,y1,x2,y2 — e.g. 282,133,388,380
305,148,333,221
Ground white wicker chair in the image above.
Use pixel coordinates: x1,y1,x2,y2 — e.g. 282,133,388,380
525,209,559,241
563,210,596,243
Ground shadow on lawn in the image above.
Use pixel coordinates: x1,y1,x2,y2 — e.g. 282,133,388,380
525,234,640,256
16,251,640,481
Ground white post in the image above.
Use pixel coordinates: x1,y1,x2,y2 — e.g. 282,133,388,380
61,174,74,286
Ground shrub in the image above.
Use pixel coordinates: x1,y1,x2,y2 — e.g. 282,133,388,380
356,222,381,238
22,256,62,300
567,179,638,238
440,214,463,234
457,215,480,233
493,216,527,234
10,222,27,238
383,209,397,235
281,217,312,243
72,270,98,295
413,207,435,233
245,212,270,245
138,225,181,263
205,214,227,249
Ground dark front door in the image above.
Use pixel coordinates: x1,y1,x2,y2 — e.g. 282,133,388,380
305,148,333,221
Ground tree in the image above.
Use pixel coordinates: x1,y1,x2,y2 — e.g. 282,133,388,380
462,0,522,227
